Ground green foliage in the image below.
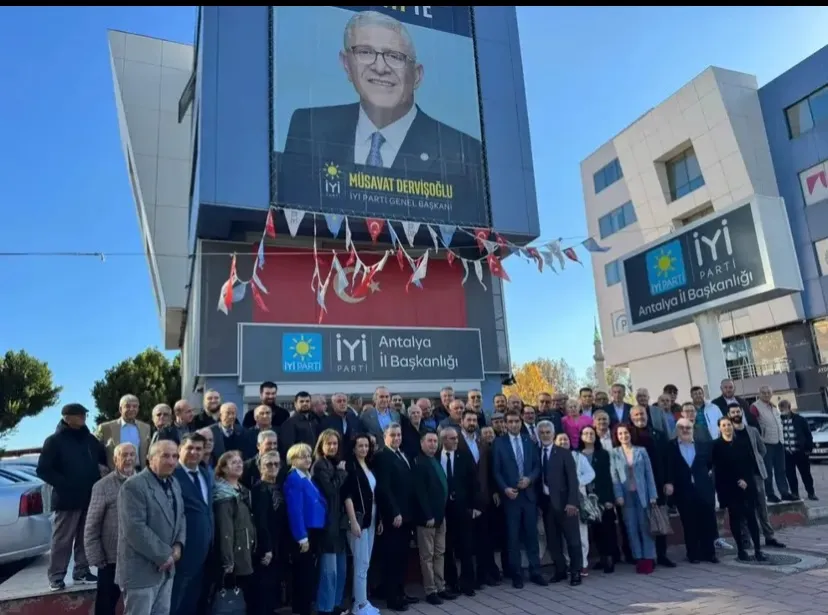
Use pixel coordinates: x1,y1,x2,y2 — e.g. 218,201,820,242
0,350,62,438
91,349,181,424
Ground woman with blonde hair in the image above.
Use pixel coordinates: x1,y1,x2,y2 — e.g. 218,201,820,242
284,443,326,615
312,429,348,615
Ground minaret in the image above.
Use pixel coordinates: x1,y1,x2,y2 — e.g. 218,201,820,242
593,317,608,392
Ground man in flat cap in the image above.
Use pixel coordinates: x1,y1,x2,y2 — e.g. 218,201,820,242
37,403,108,592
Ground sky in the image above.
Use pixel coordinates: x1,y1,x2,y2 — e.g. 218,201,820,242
1,6,826,449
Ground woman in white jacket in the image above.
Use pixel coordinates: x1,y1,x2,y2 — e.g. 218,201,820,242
555,432,595,575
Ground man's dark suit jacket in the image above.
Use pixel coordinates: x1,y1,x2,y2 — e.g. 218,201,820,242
492,433,540,504
284,103,482,173
173,464,213,575
373,446,414,525
279,411,320,457
320,412,363,460
537,445,579,512
605,402,633,426
665,440,715,506
441,448,482,512
536,412,563,437
412,453,449,526
209,423,249,464
457,433,492,504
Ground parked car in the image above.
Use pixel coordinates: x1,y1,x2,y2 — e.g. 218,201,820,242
0,467,51,565
799,411,828,433
0,456,50,512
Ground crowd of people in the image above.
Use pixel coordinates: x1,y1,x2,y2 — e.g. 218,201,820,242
34,378,818,615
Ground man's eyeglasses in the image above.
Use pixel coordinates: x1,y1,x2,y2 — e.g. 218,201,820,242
263,462,280,468
350,46,411,70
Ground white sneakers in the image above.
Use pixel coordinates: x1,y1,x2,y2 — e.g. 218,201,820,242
353,602,381,615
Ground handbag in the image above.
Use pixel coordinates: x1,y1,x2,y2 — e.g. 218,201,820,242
647,503,674,536
212,580,246,615
579,491,603,524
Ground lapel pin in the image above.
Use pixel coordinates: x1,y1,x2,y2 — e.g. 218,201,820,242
420,152,429,162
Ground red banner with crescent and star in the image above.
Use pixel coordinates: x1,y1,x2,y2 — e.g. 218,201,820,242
252,247,468,327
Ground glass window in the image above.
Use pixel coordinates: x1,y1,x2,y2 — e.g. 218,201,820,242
605,260,621,286
786,85,828,139
749,330,788,375
811,86,828,126
593,158,623,194
724,338,753,380
667,149,705,202
597,200,637,239
812,319,828,365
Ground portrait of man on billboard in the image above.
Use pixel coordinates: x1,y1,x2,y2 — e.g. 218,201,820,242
283,10,482,173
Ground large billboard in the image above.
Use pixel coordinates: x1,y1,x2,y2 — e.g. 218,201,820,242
271,6,488,226
621,197,803,333
239,324,484,385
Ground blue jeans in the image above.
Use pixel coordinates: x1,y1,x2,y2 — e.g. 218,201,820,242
622,493,655,560
317,551,346,612
347,521,376,608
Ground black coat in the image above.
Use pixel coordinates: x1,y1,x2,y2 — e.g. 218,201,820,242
241,456,288,490
279,412,320,457
785,412,814,453
712,437,757,507
373,446,414,524
242,404,291,430
412,454,448,526
441,448,482,511
400,415,427,461
665,440,715,507
311,456,347,553
343,460,376,529
585,447,614,506
36,421,107,511
251,480,287,559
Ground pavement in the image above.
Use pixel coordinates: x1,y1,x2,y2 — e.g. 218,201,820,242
400,524,828,615
802,462,828,519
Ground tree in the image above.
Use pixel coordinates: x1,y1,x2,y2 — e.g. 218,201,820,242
503,361,553,405
91,348,181,424
582,365,632,394
0,350,62,440
533,358,581,397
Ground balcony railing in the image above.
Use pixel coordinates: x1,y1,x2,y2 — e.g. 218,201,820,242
727,358,792,381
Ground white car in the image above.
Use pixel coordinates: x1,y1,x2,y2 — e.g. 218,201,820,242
801,412,828,461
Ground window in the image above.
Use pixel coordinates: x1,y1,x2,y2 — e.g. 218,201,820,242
593,158,623,194
786,85,828,139
598,200,637,239
605,259,621,286
666,149,705,201
812,320,828,365
723,331,789,380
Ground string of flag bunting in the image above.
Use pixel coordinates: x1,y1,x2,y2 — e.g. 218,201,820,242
218,206,611,322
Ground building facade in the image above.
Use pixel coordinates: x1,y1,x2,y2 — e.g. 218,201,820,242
583,45,828,409
111,6,540,409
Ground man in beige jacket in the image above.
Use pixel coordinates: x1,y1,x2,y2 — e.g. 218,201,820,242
97,394,151,470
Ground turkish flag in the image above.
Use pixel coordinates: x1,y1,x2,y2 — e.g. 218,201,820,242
486,253,511,282
365,218,385,243
252,247,468,327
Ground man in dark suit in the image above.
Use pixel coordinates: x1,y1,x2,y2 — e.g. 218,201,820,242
438,426,481,597
491,411,548,589
285,10,481,180
155,400,196,446
171,433,214,615
664,418,718,564
321,392,362,459
373,422,419,611
242,381,291,430
209,402,248,463
605,383,633,425
241,429,283,489
456,410,500,586
536,421,583,586
279,392,320,457
191,389,222,431
412,431,456,606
